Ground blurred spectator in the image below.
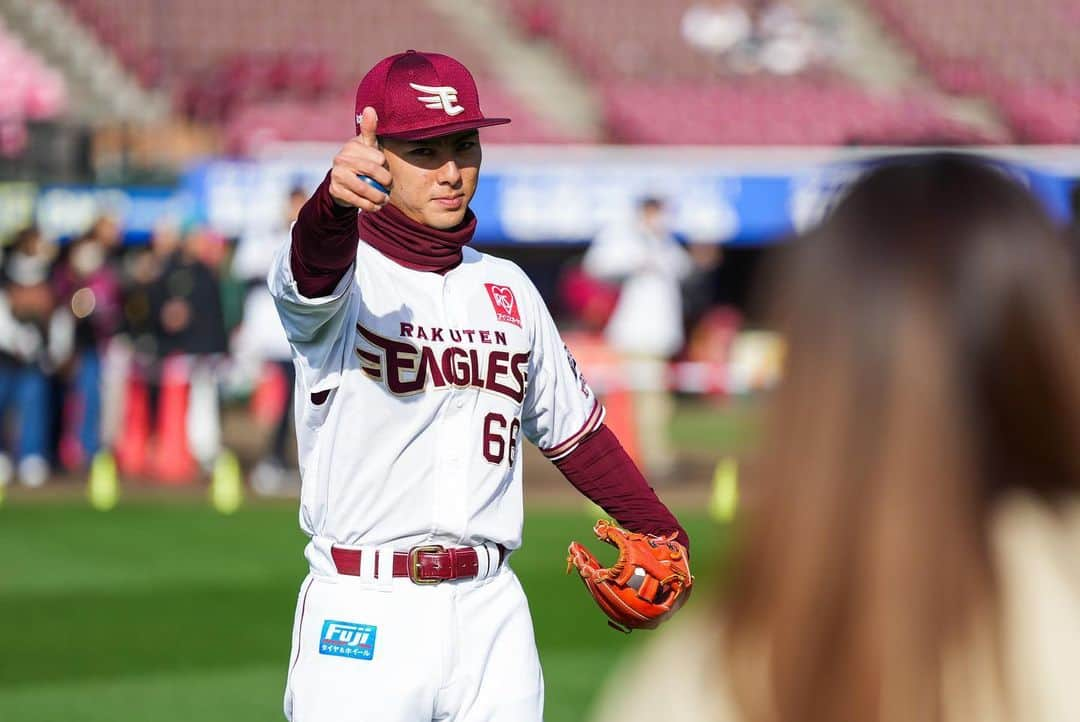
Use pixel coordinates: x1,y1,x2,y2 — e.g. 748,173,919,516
681,1,829,75
0,226,64,486
583,197,692,481
558,260,621,333
681,240,725,339
106,225,170,478
155,224,229,470
680,241,737,387
122,220,175,402
591,155,1080,722
86,215,123,259
82,215,130,463
755,2,819,75
150,223,228,361
681,3,753,55
231,187,306,494
53,228,122,468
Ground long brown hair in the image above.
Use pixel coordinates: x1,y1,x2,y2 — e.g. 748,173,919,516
724,155,1080,722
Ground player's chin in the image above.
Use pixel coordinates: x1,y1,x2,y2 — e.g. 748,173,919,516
425,204,470,230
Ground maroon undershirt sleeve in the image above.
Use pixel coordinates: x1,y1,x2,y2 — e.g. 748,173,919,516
290,170,361,298
554,424,690,552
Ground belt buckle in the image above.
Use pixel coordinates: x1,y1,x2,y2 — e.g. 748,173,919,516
408,544,446,585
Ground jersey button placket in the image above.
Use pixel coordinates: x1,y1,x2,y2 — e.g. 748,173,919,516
426,276,449,539
440,275,471,539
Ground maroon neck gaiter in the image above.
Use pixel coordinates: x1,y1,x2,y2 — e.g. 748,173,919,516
359,203,476,274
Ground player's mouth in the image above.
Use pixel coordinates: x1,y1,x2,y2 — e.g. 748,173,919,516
433,194,465,210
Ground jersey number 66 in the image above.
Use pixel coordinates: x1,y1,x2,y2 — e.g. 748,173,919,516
483,412,521,466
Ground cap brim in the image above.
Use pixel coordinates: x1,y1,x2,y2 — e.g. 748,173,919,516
380,117,512,141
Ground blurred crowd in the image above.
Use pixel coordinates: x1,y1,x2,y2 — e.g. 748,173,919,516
2,175,1073,497
0,187,742,492
680,1,845,76
0,191,305,491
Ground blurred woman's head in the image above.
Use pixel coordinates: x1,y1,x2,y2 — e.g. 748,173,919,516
10,224,45,256
151,218,182,258
726,155,1080,722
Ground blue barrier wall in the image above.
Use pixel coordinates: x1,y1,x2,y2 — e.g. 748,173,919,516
9,149,1078,245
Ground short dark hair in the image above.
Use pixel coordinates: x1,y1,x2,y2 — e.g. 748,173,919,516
11,225,41,250
638,196,664,212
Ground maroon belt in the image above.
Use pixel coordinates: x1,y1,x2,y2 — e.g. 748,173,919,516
330,544,506,585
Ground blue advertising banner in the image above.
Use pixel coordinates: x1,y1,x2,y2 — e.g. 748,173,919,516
2,148,1075,246
184,149,1077,246
32,186,196,243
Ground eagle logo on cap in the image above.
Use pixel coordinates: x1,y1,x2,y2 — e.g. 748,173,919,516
410,82,465,117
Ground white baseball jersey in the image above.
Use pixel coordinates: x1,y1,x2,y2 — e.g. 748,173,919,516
268,237,603,568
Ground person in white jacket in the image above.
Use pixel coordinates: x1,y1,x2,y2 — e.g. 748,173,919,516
583,197,692,480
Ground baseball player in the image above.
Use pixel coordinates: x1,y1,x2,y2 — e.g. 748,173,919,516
270,50,689,722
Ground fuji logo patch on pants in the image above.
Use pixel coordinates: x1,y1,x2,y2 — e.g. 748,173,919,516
319,620,377,661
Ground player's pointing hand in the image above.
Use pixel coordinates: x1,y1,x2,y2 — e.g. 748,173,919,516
330,106,392,212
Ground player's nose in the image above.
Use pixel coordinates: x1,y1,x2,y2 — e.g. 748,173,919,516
437,160,462,187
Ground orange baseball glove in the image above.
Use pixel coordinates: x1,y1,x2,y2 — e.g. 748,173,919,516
567,519,693,633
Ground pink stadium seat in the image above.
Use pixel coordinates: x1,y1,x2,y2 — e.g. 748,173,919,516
868,0,1079,142
997,85,1080,144
0,22,66,123
0,21,67,154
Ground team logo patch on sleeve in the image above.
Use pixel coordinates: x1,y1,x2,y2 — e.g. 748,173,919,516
319,620,377,661
484,284,522,327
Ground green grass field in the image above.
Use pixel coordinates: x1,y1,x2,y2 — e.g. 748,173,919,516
0,501,727,722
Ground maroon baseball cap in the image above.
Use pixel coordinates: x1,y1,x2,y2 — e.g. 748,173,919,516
355,50,511,140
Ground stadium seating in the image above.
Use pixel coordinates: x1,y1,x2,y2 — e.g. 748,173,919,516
869,0,1080,142
995,85,1080,144
55,0,1080,145
602,78,989,145
0,17,67,155
512,0,986,145
57,0,574,147
0,19,67,119
512,0,750,80
60,0,490,82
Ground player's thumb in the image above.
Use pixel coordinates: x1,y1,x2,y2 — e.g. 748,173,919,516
359,106,379,148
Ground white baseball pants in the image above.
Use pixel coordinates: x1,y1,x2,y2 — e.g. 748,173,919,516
283,564,544,721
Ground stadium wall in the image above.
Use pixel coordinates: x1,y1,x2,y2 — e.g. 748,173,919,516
2,146,1077,245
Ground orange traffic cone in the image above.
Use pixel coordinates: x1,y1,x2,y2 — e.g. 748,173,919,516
562,330,641,466
250,362,288,428
115,375,150,477
152,356,197,484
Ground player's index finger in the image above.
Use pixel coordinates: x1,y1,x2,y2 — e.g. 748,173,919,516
359,106,378,148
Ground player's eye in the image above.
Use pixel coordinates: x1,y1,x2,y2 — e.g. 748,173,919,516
457,141,476,151
410,147,434,157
